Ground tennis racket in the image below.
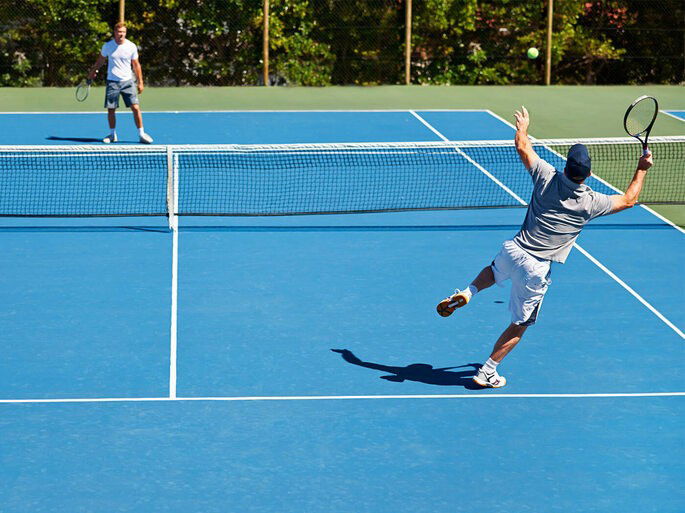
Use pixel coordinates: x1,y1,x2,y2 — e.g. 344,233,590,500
75,79,92,102
623,95,658,155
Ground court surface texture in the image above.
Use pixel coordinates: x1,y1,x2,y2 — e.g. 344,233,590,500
1,110,683,512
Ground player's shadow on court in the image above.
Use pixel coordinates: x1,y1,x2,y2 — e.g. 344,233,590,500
332,349,483,390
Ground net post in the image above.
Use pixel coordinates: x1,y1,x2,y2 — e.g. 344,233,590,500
166,146,177,230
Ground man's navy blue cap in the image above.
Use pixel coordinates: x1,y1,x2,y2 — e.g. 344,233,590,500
565,144,592,182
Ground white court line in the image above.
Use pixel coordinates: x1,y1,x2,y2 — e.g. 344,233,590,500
484,109,518,131
574,244,684,338
409,111,528,205
660,110,685,123
0,109,493,115
169,221,178,398
414,109,685,339
168,153,180,398
1,392,684,404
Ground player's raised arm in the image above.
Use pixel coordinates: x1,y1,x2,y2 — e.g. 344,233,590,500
514,106,539,170
609,151,653,213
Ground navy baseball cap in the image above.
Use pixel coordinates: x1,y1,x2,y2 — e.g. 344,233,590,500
565,144,592,182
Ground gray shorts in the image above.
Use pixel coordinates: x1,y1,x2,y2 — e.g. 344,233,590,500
104,80,138,109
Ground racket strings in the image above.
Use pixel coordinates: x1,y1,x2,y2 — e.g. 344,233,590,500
625,98,657,136
75,80,90,102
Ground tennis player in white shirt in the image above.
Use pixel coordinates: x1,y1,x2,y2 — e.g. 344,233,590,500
87,22,153,144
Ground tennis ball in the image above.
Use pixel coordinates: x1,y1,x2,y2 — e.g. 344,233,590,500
527,47,539,59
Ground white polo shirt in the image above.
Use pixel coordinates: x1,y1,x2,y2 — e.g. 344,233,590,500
101,39,139,82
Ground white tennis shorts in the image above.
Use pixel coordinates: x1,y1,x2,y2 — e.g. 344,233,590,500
491,240,552,326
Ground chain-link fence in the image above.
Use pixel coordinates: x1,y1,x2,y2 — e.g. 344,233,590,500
1,0,682,87
267,0,406,86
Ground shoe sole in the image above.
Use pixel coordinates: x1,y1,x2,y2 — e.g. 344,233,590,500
472,376,507,388
436,295,468,317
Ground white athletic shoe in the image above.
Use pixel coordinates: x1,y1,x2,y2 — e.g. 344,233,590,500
102,134,118,143
473,367,507,388
139,132,153,144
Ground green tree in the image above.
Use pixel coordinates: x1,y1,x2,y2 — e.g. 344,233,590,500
411,0,632,85
0,0,113,86
267,0,335,85
125,0,263,86
287,0,405,85
0,0,681,86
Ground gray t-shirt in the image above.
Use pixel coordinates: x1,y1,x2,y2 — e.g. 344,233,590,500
513,158,613,263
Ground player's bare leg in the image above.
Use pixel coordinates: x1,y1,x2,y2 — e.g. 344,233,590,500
108,108,116,130
489,323,527,362
437,265,495,317
131,103,143,129
103,108,118,143
471,265,495,291
473,323,527,388
131,104,153,143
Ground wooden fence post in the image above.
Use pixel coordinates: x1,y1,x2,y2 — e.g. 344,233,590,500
405,0,412,84
263,0,270,86
545,0,553,85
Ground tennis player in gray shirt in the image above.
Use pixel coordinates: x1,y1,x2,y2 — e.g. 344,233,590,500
437,106,653,388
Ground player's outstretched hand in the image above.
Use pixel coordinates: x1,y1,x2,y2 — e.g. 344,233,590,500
514,106,530,132
638,150,653,171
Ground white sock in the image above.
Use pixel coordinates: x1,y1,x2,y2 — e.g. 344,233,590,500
138,127,145,136
109,128,116,136
462,284,479,300
482,357,499,374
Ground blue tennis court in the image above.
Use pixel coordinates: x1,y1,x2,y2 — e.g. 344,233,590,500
664,110,685,122
1,110,683,512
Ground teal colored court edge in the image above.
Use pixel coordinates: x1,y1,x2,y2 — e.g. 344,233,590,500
0,110,683,513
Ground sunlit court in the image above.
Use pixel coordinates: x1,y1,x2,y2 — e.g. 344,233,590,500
1,1,684,511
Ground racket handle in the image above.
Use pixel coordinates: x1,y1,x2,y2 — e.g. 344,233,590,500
642,144,650,156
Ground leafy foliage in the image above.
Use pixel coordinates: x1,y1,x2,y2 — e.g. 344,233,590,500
0,0,681,86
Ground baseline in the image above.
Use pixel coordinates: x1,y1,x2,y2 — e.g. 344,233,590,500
1,392,684,404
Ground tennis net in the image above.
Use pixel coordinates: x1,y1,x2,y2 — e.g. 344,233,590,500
0,136,683,217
